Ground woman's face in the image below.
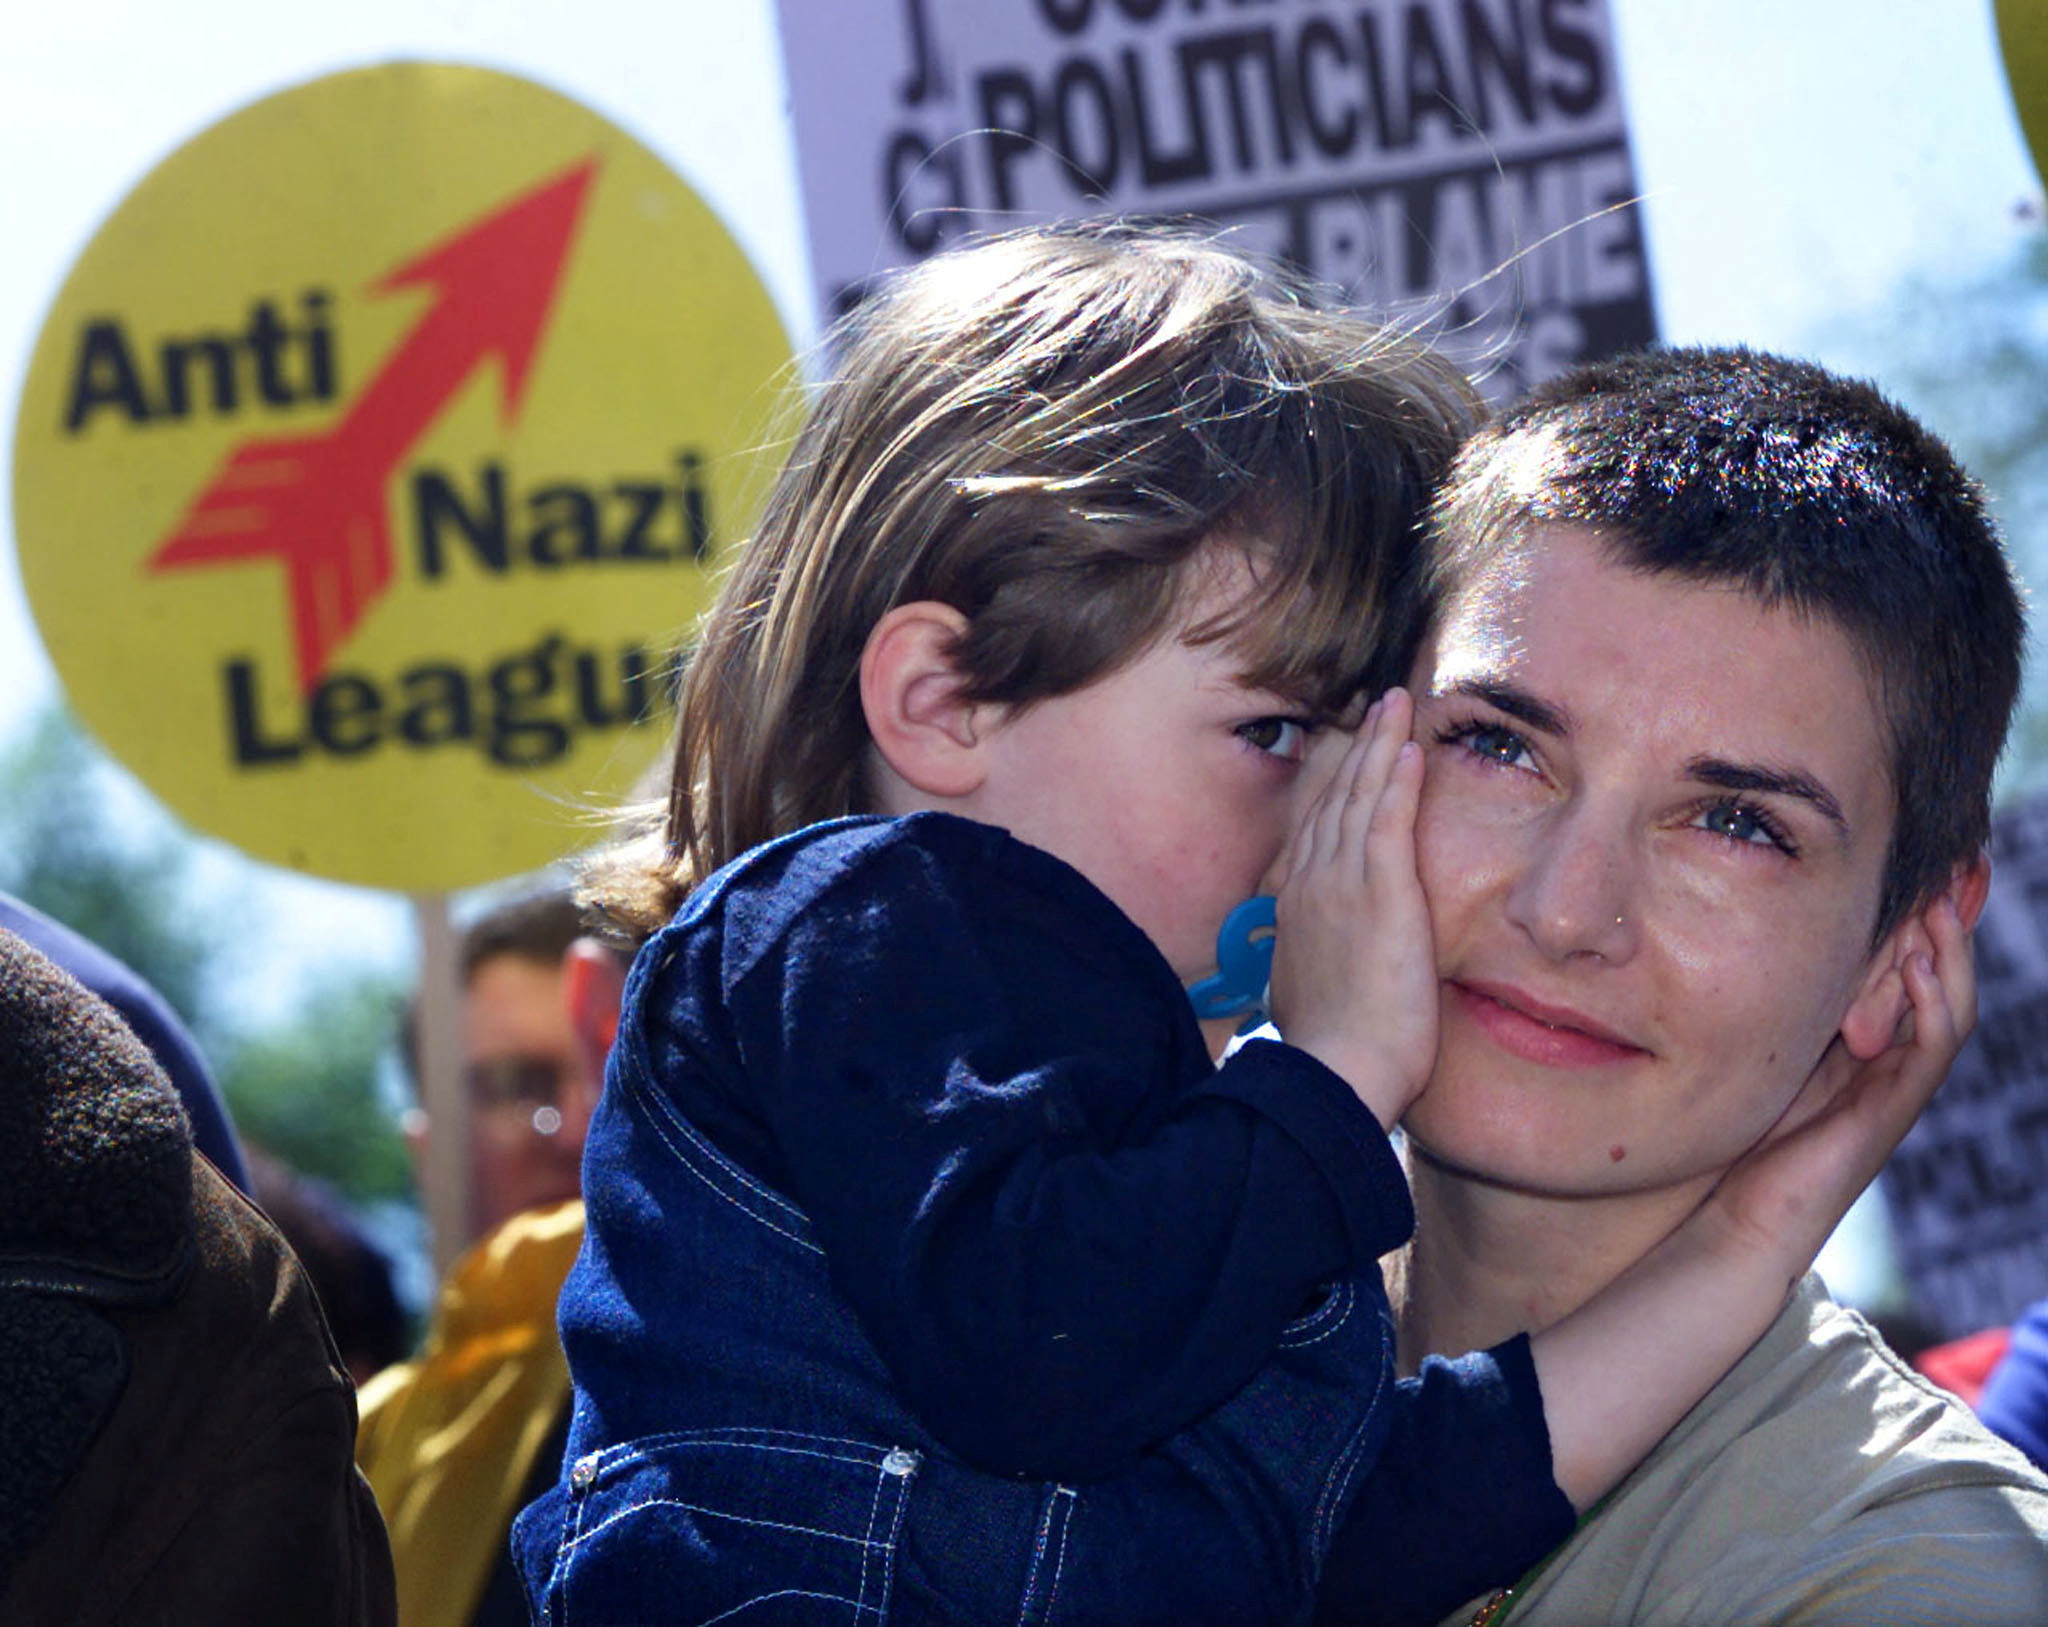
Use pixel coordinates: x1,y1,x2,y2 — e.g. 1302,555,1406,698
1403,523,1903,1199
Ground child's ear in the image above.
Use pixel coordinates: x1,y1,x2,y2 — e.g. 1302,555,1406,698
1839,853,1990,1059
860,602,992,800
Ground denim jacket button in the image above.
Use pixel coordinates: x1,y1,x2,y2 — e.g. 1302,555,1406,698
569,1453,601,1492
880,1447,920,1478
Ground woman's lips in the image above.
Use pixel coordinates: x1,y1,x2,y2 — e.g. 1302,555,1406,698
1450,981,1649,1068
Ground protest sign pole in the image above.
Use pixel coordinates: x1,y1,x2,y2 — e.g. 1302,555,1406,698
413,894,470,1280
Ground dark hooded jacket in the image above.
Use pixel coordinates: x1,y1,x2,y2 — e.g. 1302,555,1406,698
0,927,396,1625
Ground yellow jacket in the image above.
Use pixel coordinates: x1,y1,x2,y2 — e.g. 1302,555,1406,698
357,1199,584,1627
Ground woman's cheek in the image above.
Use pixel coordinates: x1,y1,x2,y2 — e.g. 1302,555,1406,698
1416,797,1524,927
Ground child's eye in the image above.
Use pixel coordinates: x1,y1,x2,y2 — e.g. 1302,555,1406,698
1236,717,1308,761
1438,720,1534,772
1693,800,1796,855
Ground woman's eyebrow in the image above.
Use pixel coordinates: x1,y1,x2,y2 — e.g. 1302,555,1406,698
1687,757,1852,845
1435,676,1571,739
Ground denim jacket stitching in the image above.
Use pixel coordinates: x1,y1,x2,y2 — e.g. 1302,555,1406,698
855,1446,915,1616
557,1431,914,1559
855,1449,888,1611
698,1587,887,1623
874,1461,912,1616
1309,1324,1395,1555
557,1432,909,1623
1038,1486,1078,1625
623,1059,826,1256
553,1450,593,1627
1017,1484,1079,1627
1276,1280,1355,1350
566,1495,893,1560
570,1427,898,1479
617,940,821,1243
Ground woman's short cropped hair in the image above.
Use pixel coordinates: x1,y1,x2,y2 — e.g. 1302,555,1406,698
1415,344,2025,942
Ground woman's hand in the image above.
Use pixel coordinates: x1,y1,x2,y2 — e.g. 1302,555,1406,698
1267,688,1439,1131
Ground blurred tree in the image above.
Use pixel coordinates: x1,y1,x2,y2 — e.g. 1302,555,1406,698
223,977,413,1201
0,705,224,1037
0,703,412,1204
1813,226,2048,792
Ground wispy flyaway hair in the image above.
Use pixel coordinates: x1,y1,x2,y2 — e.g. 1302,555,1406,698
595,222,1483,938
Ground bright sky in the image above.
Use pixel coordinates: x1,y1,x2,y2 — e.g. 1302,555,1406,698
1,0,2041,995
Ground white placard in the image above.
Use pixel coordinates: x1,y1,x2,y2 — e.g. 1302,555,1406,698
776,0,1658,397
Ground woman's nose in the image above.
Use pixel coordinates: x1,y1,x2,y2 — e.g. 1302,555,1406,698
1504,803,1640,964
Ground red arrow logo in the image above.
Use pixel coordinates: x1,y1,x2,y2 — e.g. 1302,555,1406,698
149,156,599,692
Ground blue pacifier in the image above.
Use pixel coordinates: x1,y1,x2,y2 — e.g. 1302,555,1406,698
1187,894,1277,1026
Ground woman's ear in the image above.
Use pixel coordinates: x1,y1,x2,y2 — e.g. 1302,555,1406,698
1839,854,1991,1060
860,602,992,801
1952,851,1993,932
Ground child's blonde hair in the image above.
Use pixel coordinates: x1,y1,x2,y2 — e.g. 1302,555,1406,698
595,222,1481,938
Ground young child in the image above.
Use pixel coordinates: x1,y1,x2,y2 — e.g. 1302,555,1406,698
512,225,1969,1627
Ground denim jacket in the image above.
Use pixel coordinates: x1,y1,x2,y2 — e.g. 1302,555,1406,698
513,816,1568,1625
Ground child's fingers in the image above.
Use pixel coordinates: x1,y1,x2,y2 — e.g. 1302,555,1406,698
1275,730,1341,890
1285,689,1420,894
1832,913,1972,1141
1900,953,1951,1067
1379,686,1414,734
1362,743,1428,942
1330,690,1414,863
1281,706,1366,872
1922,892,1976,1040
1881,894,1973,1063
1367,741,1425,856
1837,950,1956,1172
1288,711,1373,882
1301,699,1386,872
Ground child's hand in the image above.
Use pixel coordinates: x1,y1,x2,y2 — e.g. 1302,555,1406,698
1704,890,1976,1271
1532,889,1977,1512
1266,688,1438,1130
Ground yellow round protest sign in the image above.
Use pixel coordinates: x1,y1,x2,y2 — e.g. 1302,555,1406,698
2001,0,2048,186
13,63,792,891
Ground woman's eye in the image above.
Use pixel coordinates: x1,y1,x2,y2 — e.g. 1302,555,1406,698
1449,723,1532,771
1238,717,1308,761
1696,801,1789,852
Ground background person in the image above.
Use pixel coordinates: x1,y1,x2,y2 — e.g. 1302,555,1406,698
245,1145,412,1388
1976,1297,2048,1471
1316,345,2048,1627
0,928,394,1625
359,888,625,1627
400,889,590,1247
0,886,249,1192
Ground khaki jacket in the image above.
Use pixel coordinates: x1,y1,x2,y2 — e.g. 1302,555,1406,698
358,1199,584,1627
1441,1275,2048,1627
